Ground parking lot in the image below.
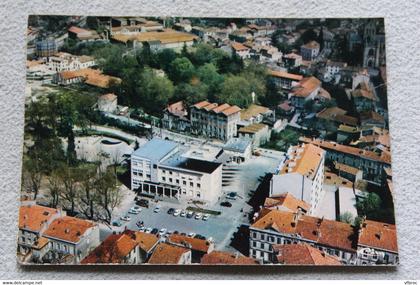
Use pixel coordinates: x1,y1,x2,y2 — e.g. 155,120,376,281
104,150,283,251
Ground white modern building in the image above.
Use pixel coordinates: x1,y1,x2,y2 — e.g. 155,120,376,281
47,52,96,72
270,143,325,214
131,138,223,203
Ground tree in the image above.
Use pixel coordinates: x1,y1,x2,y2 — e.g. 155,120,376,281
78,164,99,220
173,82,208,106
21,156,43,200
196,63,224,100
96,169,123,224
356,192,382,218
59,166,81,215
339,211,354,225
168,57,195,83
156,48,177,72
300,29,318,44
47,169,62,208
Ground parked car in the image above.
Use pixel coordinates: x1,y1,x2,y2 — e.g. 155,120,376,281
167,230,174,235
186,211,194,218
128,206,141,214
145,227,152,233
207,237,214,242
220,201,232,207
180,232,187,236
159,228,167,235
202,214,210,221
188,232,196,238
153,206,161,213
138,226,145,232
173,209,181,216
151,228,159,235
226,192,238,200
195,234,206,240
180,210,187,217
112,221,122,227
195,213,202,220
135,221,144,227
167,208,175,215
135,199,149,208
120,215,131,222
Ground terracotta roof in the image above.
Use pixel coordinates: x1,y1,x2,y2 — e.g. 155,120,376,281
292,76,321,97
59,68,121,88
212,103,232,114
43,216,96,244
168,234,212,253
280,143,325,180
264,192,310,213
201,251,258,265
193,101,211,109
192,101,241,116
268,70,303,81
240,104,270,120
299,137,391,164
68,26,91,35
32,237,49,250
112,29,197,44
238,123,267,134
274,244,341,265
352,88,376,101
251,209,356,252
132,231,159,252
81,233,137,264
148,243,190,264
334,162,359,176
358,220,398,253
316,107,358,126
203,103,218,111
360,111,385,124
231,42,250,52
19,205,60,233
166,101,187,117
222,105,241,116
324,172,353,187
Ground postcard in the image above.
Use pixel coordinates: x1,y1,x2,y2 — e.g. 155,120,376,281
19,16,397,265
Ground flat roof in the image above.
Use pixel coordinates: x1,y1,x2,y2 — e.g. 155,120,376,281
223,137,252,153
132,138,178,162
161,155,221,174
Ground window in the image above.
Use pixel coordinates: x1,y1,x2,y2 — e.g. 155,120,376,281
153,164,157,169
190,182,193,187
196,192,201,198
169,171,173,175
162,170,166,174
197,183,201,188
183,181,186,185
169,178,172,183
162,177,166,181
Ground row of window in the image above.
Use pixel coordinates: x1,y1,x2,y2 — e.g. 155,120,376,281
161,176,201,188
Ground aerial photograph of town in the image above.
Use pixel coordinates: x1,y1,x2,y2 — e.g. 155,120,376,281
18,16,397,266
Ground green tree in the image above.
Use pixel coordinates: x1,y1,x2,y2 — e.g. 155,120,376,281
356,192,382,218
156,48,177,72
168,57,195,83
339,211,354,225
196,63,224,100
173,82,208,106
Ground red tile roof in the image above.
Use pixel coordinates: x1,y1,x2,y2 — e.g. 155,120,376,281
358,220,398,253
19,205,60,233
231,42,250,52
201,251,259,265
292,76,321,97
268,70,303,81
264,193,310,213
43,216,96,244
81,233,137,264
148,243,190,264
131,231,159,253
274,244,341,265
168,234,212,253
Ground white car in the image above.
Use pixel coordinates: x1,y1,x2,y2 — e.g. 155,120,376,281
188,232,196,238
195,213,202,220
180,210,187,217
202,214,210,221
153,206,161,213
159,228,167,235
120,215,131,222
145,227,153,233
128,206,141,214
173,209,181,216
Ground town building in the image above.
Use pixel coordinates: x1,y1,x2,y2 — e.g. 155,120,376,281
274,243,341,265
201,251,258,265
130,138,223,203
167,234,215,263
239,104,275,127
300,41,320,61
81,232,139,264
288,76,330,109
222,137,253,163
162,101,190,132
237,123,271,148
97,93,118,113
35,39,57,57
268,70,303,90
263,192,310,214
270,143,325,214
190,101,241,142
42,216,100,263
18,204,63,257
148,243,192,264
282,52,302,68
316,107,358,128
109,17,164,36
352,82,377,112
231,42,251,59
111,29,197,51
324,61,347,82
53,68,122,88
47,52,96,72
131,230,160,263
249,209,357,264
357,220,398,265
68,26,101,42
299,137,391,184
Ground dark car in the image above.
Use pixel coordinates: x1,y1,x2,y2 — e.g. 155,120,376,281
195,234,206,240
151,228,159,235
135,199,149,208
180,232,187,236
173,230,179,235
167,208,175,215
186,211,194,218
221,201,232,207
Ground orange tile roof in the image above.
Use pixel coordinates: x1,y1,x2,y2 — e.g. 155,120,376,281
193,101,211,109
81,233,137,264
212,103,231,114
264,192,310,213
268,70,303,81
358,220,398,252
148,243,190,264
292,76,321,97
324,171,353,187
299,137,391,164
32,237,49,250
316,106,358,126
251,209,356,252
280,143,325,180
334,162,359,176
168,234,212,253
274,244,341,265
43,216,96,244
222,105,241,116
19,205,60,233
112,29,197,44
203,103,218,111
238,123,267,134
231,42,250,52
201,251,259,265
132,231,159,252
59,68,121,88
352,88,376,101
166,101,186,116
68,26,91,35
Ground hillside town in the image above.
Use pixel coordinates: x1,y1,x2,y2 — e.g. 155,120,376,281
19,16,397,266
